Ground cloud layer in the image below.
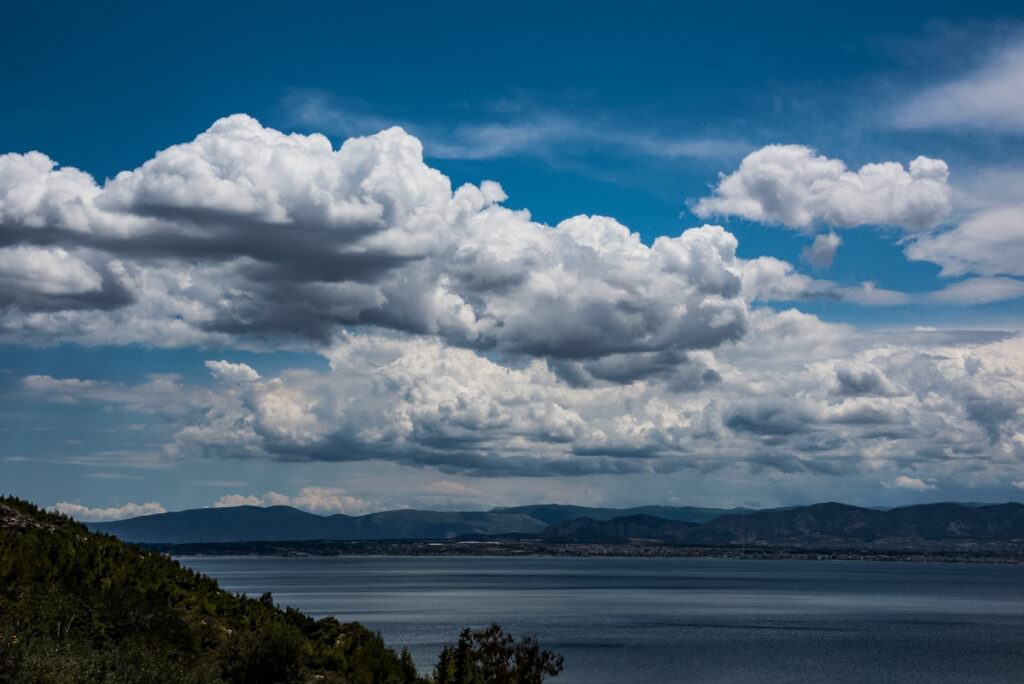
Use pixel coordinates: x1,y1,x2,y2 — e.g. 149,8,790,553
26,317,1024,492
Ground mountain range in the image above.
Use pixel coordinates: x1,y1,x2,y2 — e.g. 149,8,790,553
542,502,1024,548
89,501,1024,550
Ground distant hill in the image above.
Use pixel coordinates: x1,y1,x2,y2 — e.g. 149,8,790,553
491,504,750,526
91,505,548,543
542,514,700,542
90,503,750,544
89,501,1024,551
546,502,1024,550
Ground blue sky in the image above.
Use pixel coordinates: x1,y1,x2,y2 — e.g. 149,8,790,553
2,1,1024,520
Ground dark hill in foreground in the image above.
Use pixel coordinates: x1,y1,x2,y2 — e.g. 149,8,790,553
1,497,565,683
0,496,425,683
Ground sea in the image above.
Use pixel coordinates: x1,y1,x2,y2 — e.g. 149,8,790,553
179,555,1024,683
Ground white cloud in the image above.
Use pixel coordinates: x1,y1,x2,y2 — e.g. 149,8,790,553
22,373,213,415
7,115,1024,496
420,480,483,497
883,476,936,491
24,315,1024,492
835,282,912,306
160,318,1024,486
893,41,1024,133
213,493,276,507
925,277,1024,305
53,501,166,521
205,360,260,383
905,206,1024,277
801,233,842,269
0,246,103,295
692,145,951,231
285,89,750,162
292,487,369,514
832,278,1024,307
0,151,106,232
213,488,368,514
0,116,758,370
737,255,835,302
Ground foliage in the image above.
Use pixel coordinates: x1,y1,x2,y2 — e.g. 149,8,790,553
0,496,563,683
0,496,427,683
432,624,563,684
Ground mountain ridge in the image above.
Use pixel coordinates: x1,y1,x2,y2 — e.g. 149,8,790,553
89,501,1024,548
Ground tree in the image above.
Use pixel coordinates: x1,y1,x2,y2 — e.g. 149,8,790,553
433,624,563,684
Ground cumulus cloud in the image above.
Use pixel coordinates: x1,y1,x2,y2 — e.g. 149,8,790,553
833,363,900,397
53,501,166,521
893,41,1024,133
905,206,1024,277
21,315,1024,491
8,115,1024,494
0,115,765,376
213,492,291,508
205,360,260,383
692,145,951,231
213,487,368,514
801,233,842,269
292,487,369,514
0,246,102,294
883,476,935,491
159,316,1024,485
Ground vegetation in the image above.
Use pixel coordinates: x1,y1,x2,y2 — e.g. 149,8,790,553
0,497,562,683
433,625,563,684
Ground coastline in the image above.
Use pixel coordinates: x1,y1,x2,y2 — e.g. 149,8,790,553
153,538,1024,564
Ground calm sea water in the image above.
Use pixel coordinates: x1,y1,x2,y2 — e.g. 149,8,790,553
180,556,1024,683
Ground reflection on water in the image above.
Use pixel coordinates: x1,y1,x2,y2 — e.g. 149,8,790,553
181,556,1024,683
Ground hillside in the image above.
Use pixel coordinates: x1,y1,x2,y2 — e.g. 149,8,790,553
542,514,699,542
491,504,748,526
1,496,565,683
0,496,428,683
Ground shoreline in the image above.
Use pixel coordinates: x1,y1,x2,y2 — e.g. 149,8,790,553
153,538,1024,564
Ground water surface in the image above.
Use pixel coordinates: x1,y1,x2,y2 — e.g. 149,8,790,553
181,556,1024,683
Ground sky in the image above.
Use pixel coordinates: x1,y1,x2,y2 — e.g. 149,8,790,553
2,1,1024,520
